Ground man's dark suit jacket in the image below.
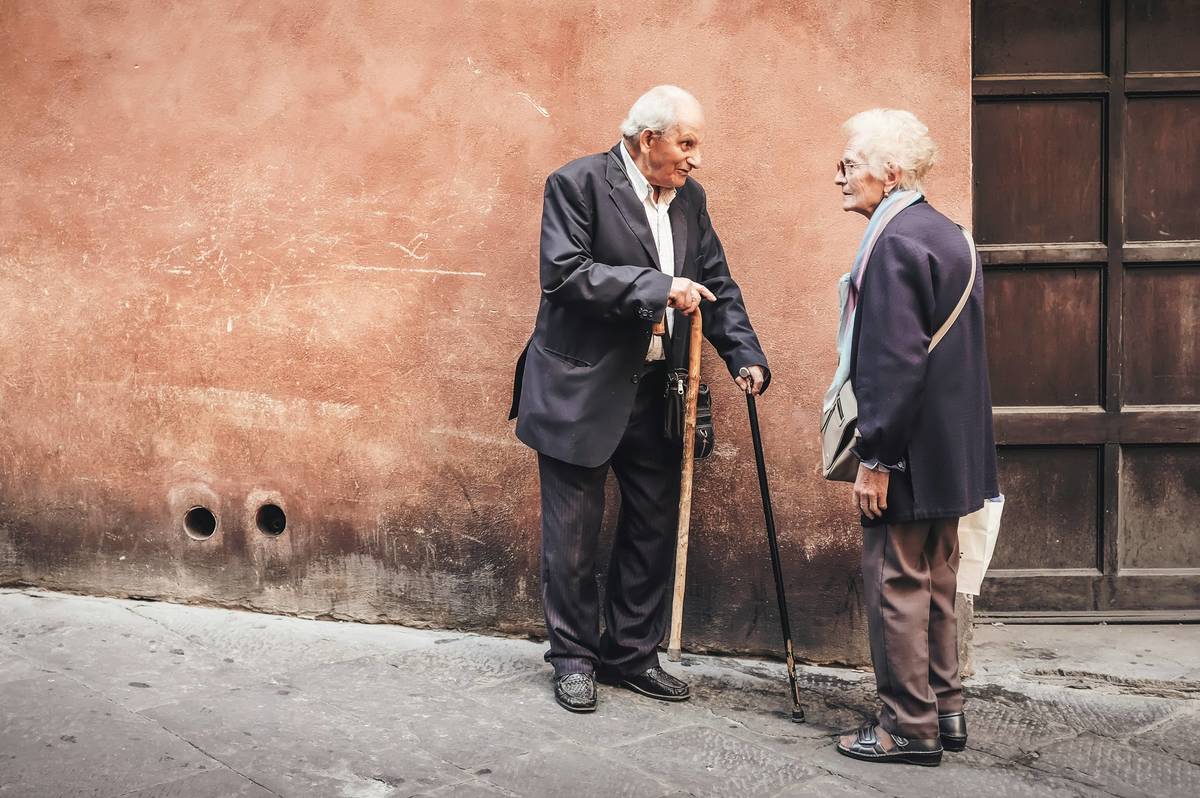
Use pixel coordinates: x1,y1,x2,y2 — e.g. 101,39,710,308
509,143,769,468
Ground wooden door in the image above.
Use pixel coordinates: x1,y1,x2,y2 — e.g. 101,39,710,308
973,0,1200,619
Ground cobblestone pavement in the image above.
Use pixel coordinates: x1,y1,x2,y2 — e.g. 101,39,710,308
1,589,1197,797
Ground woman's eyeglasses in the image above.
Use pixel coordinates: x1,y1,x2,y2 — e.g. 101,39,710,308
836,160,869,178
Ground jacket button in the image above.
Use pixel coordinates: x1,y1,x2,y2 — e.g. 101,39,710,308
631,373,640,384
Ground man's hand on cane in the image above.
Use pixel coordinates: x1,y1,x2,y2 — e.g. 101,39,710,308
668,277,715,316
736,365,766,396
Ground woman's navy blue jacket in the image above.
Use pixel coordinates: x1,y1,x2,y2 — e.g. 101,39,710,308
850,199,999,526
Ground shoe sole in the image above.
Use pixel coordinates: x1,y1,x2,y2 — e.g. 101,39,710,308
618,680,691,703
555,696,597,713
941,735,967,752
836,746,942,767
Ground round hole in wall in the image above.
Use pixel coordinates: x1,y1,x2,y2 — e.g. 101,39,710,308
183,506,217,540
256,504,287,536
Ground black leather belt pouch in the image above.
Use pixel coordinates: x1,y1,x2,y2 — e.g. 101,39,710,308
664,369,714,459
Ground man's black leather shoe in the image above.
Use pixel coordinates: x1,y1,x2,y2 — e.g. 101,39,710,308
938,711,967,752
836,722,942,767
601,666,690,702
554,672,597,713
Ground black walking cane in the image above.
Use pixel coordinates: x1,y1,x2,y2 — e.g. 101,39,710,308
739,367,805,723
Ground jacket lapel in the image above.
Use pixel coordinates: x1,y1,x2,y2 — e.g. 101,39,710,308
668,194,688,278
664,193,690,353
605,146,660,270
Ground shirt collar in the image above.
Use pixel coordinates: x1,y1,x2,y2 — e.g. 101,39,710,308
618,140,675,207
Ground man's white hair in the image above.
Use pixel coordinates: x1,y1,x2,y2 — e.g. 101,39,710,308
842,108,939,193
620,85,698,140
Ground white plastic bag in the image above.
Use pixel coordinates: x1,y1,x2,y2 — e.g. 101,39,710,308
956,495,1004,596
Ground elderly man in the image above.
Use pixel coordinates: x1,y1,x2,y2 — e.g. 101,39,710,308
509,85,770,712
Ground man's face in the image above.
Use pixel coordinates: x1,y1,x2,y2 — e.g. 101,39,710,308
640,105,705,190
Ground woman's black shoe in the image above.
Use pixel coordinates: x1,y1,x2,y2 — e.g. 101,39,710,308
836,723,942,767
554,673,597,713
938,711,967,752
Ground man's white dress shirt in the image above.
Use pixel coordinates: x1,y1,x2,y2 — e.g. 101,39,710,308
618,141,676,361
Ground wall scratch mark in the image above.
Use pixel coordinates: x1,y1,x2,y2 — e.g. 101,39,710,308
516,92,550,117
336,265,486,277
387,232,429,260
430,427,521,448
402,267,486,277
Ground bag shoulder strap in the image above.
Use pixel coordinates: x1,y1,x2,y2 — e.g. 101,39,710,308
928,226,977,353
850,192,923,297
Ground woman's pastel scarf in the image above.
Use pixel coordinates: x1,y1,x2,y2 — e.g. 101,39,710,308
822,189,924,414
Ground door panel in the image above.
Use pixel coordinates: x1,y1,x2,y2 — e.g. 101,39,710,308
975,100,1105,245
984,268,1104,406
1123,267,1200,404
1127,1,1200,73
974,0,1105,75
990,446,1101,570
1125,97,1200,242
1119,446,1200,569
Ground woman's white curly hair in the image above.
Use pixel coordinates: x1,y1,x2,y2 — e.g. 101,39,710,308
842,108,939,193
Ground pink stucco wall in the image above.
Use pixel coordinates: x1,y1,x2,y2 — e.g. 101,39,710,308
0,1,971,663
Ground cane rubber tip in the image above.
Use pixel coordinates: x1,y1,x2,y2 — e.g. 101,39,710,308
667,648,682,662
791,709,806,723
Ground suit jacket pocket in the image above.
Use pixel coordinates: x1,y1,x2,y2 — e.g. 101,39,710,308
542,346,592,368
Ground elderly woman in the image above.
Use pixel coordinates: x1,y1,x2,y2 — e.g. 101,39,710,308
827,109,998,766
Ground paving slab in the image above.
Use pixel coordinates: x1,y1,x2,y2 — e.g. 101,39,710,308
411,779,514,798
477,743,675,798
340,634,550,697
991,680,1180,740
617,724,822,798
276,654,550,771
128,601,448,673
1032,732,1200,798
0,591,118,628
1128,708,1200,765
0,648,52,685
0,673,216,798
354,685,537,771
774,774,890,797
0,604,269,713
975,623,1200,687
114,769,278,798
140,684,466,798
962,696,1079,760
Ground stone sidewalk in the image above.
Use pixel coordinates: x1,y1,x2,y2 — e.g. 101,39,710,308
1,589,1197,798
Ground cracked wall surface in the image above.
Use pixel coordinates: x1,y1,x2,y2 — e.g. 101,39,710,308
0,1,972,664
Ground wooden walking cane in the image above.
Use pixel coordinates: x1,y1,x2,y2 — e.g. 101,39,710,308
667,307,703,662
